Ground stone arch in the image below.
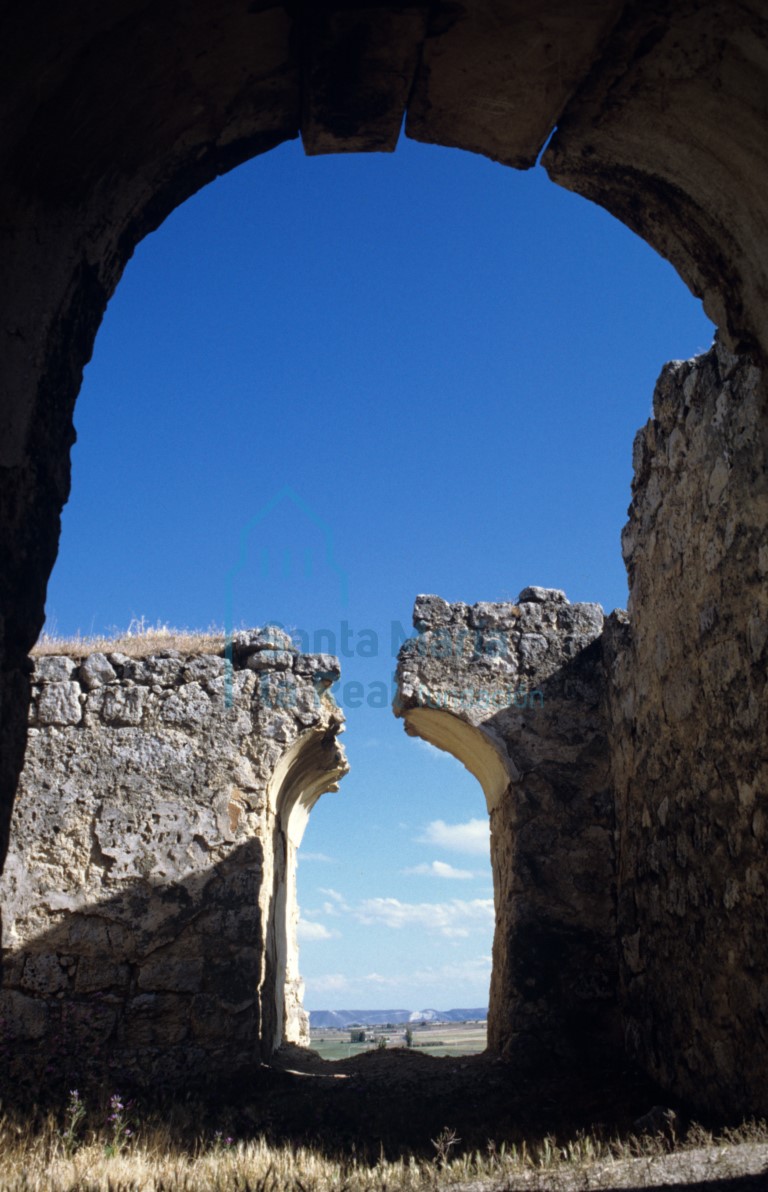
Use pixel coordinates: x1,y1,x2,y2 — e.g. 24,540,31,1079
401,706,514,816
399,703,515,1055
2,12,767,823
261,725,348,1055
395,591,619,1062
2,0,768,1117
0,639,349,1088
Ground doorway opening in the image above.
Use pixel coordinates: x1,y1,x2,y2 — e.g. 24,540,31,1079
28,132,712,1069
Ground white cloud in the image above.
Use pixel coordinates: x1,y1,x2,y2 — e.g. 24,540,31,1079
355,897,494,939
304,958,493,1005
404,860,474,880
361,956,492,992
297,919,338,941
315,887,350,916
418,818,490,857
300,851,335,863
305,973,350,994
410,955,492,988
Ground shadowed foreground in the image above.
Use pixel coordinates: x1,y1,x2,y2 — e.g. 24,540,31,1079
0,1045,716,1155
2,1047,768,1189
261,1046,661,1154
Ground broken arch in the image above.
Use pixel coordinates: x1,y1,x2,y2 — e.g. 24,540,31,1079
0,639,347,1087
1,1,768,1116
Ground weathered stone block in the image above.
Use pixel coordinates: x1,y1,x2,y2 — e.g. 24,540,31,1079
292,653,340,687
122,993,190,1046
35,656,77,682
86,684,148,726
518,586,567,604
191,996,257,1045
159,682,212,727
469,601,520,629
182,656,227,686
74,958,130,992
35,682,82,726
413,594,452,629
21,953,68,994
138,954,204,994
245,650,294,672
233,627,295,655
79,652,116,689
62,917,112,955
122,656,184,686
519,633,549,669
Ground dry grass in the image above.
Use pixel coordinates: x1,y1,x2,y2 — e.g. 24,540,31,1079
0,1113,766,1192
31,618,227,660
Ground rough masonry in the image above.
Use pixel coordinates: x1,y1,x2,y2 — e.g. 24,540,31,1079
2,1,768,880
0,630,347,1090
3,338,767,1116
3,334,768,1116
606,337,768,1118
395,588,619,1062
394,336,768,1118
2,0,768,1122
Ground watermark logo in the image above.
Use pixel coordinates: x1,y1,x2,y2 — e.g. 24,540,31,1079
222,487,544,715
223,486,349,706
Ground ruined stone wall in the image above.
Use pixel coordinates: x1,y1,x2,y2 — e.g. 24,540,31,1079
5,341,768,1118
0,630,346,1092
395,339,768,1118
1,4,768,1121
3,3,768,902
606,339,768,1117
395,589,619,1062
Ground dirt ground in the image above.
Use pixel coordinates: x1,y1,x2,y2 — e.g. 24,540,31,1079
223,1044,689,1156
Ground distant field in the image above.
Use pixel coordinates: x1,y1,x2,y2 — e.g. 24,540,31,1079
309,1020,487,1061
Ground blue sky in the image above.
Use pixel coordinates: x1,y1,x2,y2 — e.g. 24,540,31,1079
44,134,713,1011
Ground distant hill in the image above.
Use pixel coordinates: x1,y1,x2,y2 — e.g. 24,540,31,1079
309,1008,487,1029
